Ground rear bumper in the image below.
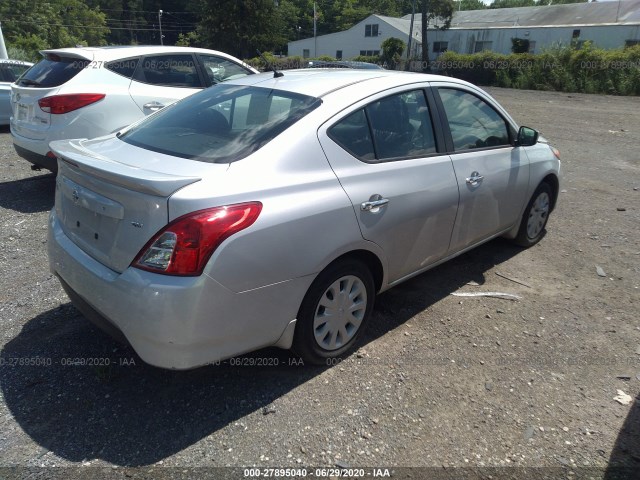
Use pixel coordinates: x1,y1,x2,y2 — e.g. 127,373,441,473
11,122,58,171
48,210,313,370
13,144,57,171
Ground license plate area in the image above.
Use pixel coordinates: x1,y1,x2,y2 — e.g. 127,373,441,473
16,103,29,122
58,176,124,259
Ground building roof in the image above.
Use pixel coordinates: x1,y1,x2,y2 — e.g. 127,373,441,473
288,1,640,49
401,0,640,28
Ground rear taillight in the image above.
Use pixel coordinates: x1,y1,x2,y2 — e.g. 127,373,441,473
38,94,105,114
133,202,262,276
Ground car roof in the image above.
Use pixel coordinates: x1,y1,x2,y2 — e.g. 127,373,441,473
227,69,474,98
39,46,247,63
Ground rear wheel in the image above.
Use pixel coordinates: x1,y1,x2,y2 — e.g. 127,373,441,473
514,182,552,247
292,260,375,365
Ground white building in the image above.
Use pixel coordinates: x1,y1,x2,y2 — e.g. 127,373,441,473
287,0,640,62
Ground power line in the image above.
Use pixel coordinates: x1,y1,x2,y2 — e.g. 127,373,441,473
0,13,196,29
3,19,189,32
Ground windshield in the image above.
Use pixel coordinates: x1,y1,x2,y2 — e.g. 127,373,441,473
119,84,322,164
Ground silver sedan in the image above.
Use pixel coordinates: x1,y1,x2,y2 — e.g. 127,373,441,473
48,69,561,369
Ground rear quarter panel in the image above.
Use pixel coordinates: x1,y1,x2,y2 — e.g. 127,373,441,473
168,115,386,294
52,67,143,138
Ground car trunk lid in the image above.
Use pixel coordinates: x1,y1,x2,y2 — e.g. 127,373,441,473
50,136,220,273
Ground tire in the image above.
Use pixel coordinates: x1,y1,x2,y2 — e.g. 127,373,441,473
292,259,375,365
513,182,552,247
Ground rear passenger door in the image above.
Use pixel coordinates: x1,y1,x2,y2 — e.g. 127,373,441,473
128,53,204,115
318,87,459,284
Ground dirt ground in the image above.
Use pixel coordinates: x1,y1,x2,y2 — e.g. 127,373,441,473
0,87,638,480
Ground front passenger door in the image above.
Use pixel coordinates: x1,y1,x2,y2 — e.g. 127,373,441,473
434,86,530,252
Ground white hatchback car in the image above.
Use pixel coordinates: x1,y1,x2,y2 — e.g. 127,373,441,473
10,46,258,171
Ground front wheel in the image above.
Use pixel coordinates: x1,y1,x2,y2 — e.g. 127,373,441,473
292,260,375,365
513,182,552,247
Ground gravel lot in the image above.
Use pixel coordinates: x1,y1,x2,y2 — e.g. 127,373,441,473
0,88,639,479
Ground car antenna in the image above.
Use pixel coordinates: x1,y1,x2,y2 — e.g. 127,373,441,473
257,50,283,78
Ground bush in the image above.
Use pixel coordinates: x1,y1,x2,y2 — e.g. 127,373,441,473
350,55,382,65
432,44,640,95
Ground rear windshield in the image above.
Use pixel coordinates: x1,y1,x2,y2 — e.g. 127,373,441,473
15,54,89,88
118,84,322,164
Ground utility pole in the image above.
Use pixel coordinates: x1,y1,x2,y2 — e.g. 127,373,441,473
158,10,164,45
313,2,317,57
421,0,429,72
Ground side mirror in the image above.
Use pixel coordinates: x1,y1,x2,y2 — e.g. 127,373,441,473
517,126,539,147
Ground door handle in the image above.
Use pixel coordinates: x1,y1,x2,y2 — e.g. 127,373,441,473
465,172,484,186
143,101,165,112
361,196,389,211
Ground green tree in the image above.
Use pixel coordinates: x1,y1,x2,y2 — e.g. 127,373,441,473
511,37,530,53
489,0,536,8
196,0,288,58
420,0,455,71
536,0,588,4
455,0,486,10
381,37,405,68
0,0,109,60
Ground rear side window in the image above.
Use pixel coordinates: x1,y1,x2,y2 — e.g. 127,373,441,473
106,58,139,79
328,110,375,160
119,84,321,163
16,54,89,88
329,90,437,162
134,54,202,88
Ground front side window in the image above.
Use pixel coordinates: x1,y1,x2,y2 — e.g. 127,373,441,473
437,88,510,151
329,90,437,162
119,84,321,164
197,54,253,84
135,54,202,88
